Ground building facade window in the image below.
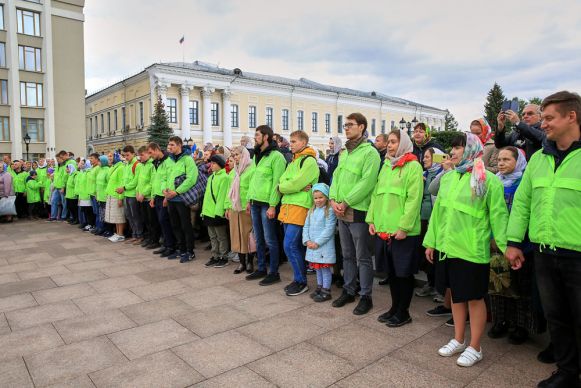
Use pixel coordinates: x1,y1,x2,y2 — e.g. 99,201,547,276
391,120,395,130
89,118,92,137
381,120,386,134
312,112,318,132
0,80,7,105
20,82,42,107
22,118,44,142
211,102,219,126
139,101,144,126
371,119,376,136
100,114,104,133
337,115,343,133
266,107,273,129
282,109,289,130
0,5,4,30
18,45,41,71
94,116,98,134
122,107,126,129
0,43,5,68
248,105,256,128
0,117,9,141
231,104,239,127
107,111,111,132
17,9,41,37
297,110,304,131
189,100,198,125
325,113,331,133
167,98,177,123
114,110,118,131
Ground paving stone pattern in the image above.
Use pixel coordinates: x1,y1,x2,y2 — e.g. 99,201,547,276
0,220,552,387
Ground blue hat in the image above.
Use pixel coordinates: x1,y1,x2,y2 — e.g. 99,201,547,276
312,183,329,198
99,155,108,167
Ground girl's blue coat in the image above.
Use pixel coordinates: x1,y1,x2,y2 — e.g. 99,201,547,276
302,206,337,264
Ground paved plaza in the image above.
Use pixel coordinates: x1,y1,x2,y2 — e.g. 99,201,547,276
0,220,552,387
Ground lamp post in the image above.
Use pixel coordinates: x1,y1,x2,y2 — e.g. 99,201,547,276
406,122,412,138
399,117,406,131
23,132,31,161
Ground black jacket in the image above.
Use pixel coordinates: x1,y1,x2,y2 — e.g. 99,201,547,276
325,152,340,179
494,121,544,161
412,139,444,163
254,141,280,164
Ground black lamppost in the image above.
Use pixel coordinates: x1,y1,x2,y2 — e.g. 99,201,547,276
23,132,31,161
406,122,412,137
399,117,406,131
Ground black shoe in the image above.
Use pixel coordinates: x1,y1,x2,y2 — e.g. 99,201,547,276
508,327,529,345
179,252,193,263
378,277,389,286
332,290,356,308
259,273,281,286
160,249,175,258
426,305,452,317
189,251,196,260
334,277,344,288
377,308,397,323
313,290,332,302
286,282,308,296
233,264,247,274
538,343,556,364
140,240,150,247
245,270,267,280
153,247,167,255
146,243,161,250
386,313,412,328
213,258,230,268
167,250,182,260
353,295,373,315
488,321,509,339
205,257,219,267
78,223,87,229
538,370,580,388
284,281,298,293
310,286,322,299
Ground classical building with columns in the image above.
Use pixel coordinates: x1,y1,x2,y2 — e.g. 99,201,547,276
85,61,447,154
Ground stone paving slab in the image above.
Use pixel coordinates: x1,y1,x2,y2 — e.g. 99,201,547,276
0,324,64,360
32,283,96,304
73,289,144,314
6,300,85,331
120,296,196,325
0,357,34,387
0,276,56,298
53,309,136,344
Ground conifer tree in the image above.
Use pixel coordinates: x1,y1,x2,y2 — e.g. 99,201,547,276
484,83,505,132
147,96,173,149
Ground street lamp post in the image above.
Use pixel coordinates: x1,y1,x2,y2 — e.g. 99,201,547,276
406,122,412,138
399,117,406,131
23,132,31,161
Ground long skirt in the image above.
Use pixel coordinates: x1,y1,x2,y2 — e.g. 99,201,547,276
104,196,126,224
229,210,252,254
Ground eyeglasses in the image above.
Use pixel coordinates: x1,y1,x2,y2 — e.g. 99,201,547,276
522,111,537,116
343,123,359,129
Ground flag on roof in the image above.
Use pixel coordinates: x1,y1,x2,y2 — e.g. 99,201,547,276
179,36,184,44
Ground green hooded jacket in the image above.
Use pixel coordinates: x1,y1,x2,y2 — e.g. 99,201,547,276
122,156,140,198
106,162,124,199
167,152,198,194
247,145,287,206
26,178,41,203
201,168,230,218
86,165,100,197
278,148,320,209
75,170,91,201
36,167,47,187
95,166,110,202
43,176,52,204
54,159,75,189
136,158,154,199
151,155,175,197
14,171,29,193
65,171,78,200
224,165,255,210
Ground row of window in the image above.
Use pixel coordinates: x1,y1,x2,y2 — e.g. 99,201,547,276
0,116,45,142
90,102,145,135
0,42,43,71
0,6,43,37
0,80,43,107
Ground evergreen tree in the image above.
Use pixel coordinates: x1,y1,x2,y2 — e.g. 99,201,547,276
528,96,543,105
484,83,505,132
444,109,458,131
147,96,173,149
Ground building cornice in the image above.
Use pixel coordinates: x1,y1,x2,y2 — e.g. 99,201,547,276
86,71,148,103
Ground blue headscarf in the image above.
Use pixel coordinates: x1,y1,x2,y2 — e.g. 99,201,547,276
99,155,108,167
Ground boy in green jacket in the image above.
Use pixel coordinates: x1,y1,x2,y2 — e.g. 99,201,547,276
117,145,144,244
136,146,158,249
25,171,41,219
506,91,581,387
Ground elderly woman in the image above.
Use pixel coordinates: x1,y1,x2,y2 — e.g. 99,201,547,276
104,152,126,242
470,118,499,173
0,163,15,222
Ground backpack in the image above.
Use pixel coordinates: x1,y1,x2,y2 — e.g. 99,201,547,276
174,164,208,207
299,155,330,185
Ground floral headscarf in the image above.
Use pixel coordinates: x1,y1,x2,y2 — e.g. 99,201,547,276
474,117,493,144
455,133,487,198
413,123,432,147
496,148,527,188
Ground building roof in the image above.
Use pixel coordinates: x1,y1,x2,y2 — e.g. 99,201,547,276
88,60,445,113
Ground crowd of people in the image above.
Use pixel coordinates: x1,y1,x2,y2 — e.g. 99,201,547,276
0,90,579,387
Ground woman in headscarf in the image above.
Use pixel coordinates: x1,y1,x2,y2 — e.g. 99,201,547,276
424,133,508,367
412,123,444,163
104,152,126,242
366,129,424,328
226,146,255,274
0,162,15,223
488,146,545,344
470,118,499,173
326,136,343,180
94,155,111,236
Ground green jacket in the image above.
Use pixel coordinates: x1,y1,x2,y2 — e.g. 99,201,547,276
278,150,319,209
247,145,287,206
13,171,29,193
225,165,255,210
329,141,380,211
507,147,581,252
65,172,78,199
86,165,100,197
136,158,154,199
423,170,509,264
95,166,109,202
36,167,48,187
151,155,175,197
201,169,230,218
122,156,140,198
106,163,124,199
75,170,91,201
43,177,52,204
167,152,198,194
54,159,75,189
26,178,41,203
366,160,424,235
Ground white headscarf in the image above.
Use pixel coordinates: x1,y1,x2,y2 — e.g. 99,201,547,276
330,136,342,155
388,129,414,165
496,148,527,188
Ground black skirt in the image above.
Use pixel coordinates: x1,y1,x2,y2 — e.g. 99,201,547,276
437,257,490,303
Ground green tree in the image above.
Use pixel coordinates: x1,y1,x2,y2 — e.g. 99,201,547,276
444,109,458,131
484,82,505,133
147,96,173,149
528,96,543,105
432,130,463,151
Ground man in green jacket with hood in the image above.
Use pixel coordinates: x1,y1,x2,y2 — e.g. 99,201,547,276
329,113,380,315
117,145,144,244
506,91,581,388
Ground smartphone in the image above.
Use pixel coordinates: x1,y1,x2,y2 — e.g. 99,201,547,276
502,99,519,113
432,154,447,163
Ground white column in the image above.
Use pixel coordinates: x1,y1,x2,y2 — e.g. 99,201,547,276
156,82,168,111
222,89,232,147
201,86,214,144
180,85,191,140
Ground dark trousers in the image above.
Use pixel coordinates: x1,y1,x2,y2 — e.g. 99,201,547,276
27,202,40,218
154,196,175,249
66,199,78,222
81,206,95,226
535,251,581,375
168,201,194,253
15,192,27,218
142,200,160,244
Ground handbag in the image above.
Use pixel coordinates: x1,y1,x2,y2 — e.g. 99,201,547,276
174,164,208,207
248,229,257,253
0,196,17,216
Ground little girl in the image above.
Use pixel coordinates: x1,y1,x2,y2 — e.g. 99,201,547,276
303,183,337,302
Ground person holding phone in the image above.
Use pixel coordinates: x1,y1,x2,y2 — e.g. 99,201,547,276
496,104,545,161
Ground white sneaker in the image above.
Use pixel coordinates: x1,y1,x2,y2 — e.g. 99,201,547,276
456,346,483,367
438,339,467,357
83,224,91,231
108,234,125,243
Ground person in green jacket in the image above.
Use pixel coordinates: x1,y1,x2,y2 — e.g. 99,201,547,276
44,168,54,207
86,153,101,232
136,145,159,249
13,160,29,219
76,160,95,229
506,91,581,388
329,113,380,316
64,163,79,224
94,155,110,236
105,152,126,242
367,129,423,328
277,130,320,296
245,125,287,286
116,145,144,244
25,170,41,219
424,132,508,368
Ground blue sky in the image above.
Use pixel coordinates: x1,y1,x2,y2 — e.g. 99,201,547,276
84,0,581,128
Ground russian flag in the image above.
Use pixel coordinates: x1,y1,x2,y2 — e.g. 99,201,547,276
179,36,185,44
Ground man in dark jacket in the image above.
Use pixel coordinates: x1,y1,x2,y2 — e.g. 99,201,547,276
496,104,545,160
411,123,444,163
374,134,388,168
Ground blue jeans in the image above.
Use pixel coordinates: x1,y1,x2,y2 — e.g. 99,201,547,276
50,189,67,219
154,196,175,249
251,203,280,275
91,196,103,231
283,223,306,283
316,267,333,289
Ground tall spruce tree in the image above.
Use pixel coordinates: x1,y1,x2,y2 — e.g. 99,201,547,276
484,83,505,132
444,109,459,131
147,96,173,149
